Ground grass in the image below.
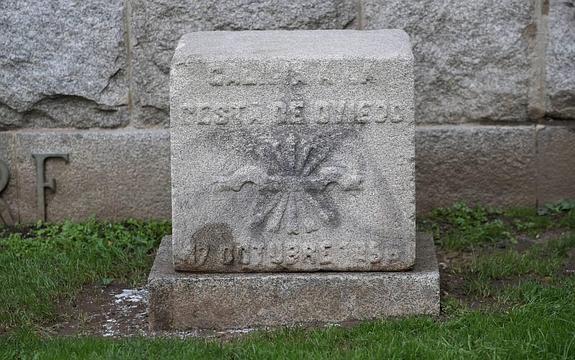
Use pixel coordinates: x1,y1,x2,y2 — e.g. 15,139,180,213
461,234,575,299
0,202,574,359
2,279,575,359
469,234,575,279
420,202,575,251
0,219,171,334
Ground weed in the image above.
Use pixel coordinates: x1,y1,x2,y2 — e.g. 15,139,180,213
539,199,575,216
422,201,575,250
421,202,514,250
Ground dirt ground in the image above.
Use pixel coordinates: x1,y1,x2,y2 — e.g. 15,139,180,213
51,283,261,338
53,284,149,337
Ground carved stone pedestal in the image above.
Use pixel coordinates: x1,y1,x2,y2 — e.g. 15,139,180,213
148,233,439,331
148,30,439,331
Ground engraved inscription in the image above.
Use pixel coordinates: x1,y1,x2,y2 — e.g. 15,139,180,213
188,244,209,266
182,100,407,126
190,240,389,268
32,153,69,222
311,100,404,124
207,68,378,87
184,103,264,126
0,160,14,225
215,131,362,235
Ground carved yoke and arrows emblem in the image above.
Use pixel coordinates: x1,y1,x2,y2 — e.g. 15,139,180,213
215,130,363,235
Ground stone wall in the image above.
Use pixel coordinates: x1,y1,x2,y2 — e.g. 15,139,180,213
3,0,573,128
0,0,574,223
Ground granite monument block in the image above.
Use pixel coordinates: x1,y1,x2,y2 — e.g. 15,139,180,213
148,30,438,330
170,30,416,272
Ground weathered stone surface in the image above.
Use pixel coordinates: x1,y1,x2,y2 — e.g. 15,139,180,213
1,124,573,223
6,129,171,223
363,0,534,123
0,0,129,130
536,124,575,205
148,233,439,331
0,133,17,225
416,125,537,214
130,0,358,126
170,30,415,272
546,0,575,119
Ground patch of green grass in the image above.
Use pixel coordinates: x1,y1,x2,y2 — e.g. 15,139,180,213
421,203,514,250
458,233,575,298
421,201,575,251
469,234,575,278
2,204,575,358
0,219,171,333
2,278,575,359
559,210,575,230
504,207,554,235
505,204,575,235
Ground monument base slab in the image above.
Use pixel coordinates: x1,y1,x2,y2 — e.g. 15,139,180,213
148,234,439,331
